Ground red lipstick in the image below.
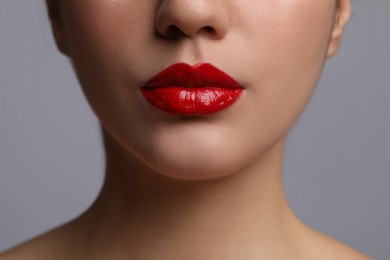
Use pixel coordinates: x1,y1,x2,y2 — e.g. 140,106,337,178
141,63,243,116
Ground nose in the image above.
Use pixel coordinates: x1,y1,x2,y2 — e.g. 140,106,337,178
155,0,229,39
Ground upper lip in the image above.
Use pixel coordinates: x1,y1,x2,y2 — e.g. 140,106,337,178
143,63,243,89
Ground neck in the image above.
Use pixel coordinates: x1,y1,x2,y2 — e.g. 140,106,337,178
78,129,304,259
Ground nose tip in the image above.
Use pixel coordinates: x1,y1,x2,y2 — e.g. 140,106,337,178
155,0,229,39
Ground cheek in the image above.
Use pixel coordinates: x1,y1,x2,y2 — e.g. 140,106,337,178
62,1,155,71
233,1,335,134
60,1,157,120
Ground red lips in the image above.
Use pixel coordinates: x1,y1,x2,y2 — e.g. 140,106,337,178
141,63,243,116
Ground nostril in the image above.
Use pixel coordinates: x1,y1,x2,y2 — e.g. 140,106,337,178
155,1,229,40
163,25,183,38
163,25,216,39
203,26,215,34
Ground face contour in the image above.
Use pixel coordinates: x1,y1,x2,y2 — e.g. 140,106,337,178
48,0,350,180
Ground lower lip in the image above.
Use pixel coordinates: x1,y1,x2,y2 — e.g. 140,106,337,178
141,86,243,115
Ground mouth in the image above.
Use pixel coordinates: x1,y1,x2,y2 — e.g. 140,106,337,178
141,63,244,116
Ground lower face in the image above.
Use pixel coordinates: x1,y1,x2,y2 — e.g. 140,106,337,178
58,0,337,180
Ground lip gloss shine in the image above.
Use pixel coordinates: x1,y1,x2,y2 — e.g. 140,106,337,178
141,63,243,116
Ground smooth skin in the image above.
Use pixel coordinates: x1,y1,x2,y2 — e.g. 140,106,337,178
1,0,371,259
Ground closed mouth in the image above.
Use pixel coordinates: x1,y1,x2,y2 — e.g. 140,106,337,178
141,63,243,115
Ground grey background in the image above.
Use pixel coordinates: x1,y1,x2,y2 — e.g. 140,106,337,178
0,1,389,259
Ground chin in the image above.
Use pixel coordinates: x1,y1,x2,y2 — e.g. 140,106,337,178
138,132,236,180
144,152,236,181
129,125,276,181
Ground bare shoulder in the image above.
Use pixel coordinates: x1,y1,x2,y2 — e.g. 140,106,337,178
0,223,81,260
301,227,372,260
0,238,47,260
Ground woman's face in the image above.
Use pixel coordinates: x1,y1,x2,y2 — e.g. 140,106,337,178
49,0,349,180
